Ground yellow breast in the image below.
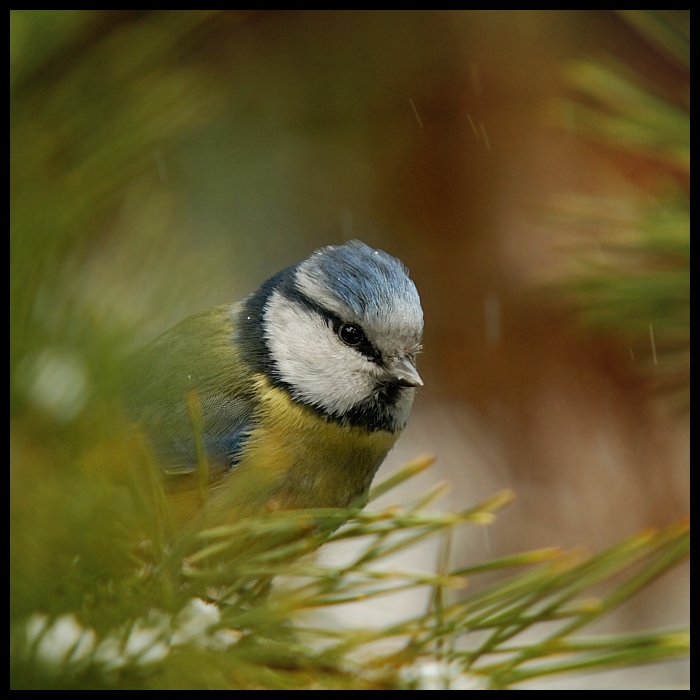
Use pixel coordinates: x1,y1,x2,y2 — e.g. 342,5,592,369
216,375,398,513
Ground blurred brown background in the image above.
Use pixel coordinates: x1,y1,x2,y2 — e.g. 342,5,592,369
135,9,687,548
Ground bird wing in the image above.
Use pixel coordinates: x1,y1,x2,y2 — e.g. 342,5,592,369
124,303,256,475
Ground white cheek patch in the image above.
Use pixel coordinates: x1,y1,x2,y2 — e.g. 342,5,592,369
263,291,377,416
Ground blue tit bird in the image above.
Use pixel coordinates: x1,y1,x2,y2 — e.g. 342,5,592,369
125,240,423,519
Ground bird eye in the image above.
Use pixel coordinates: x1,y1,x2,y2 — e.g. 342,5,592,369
338,323,364,346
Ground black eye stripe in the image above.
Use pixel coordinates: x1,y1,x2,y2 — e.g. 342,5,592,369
339,322,363,346
331,318,380,361
279,281,382,361
336,322,380,360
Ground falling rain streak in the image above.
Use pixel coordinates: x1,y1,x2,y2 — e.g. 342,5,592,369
467,113,479,139
479,122,491,151
408,98,423,128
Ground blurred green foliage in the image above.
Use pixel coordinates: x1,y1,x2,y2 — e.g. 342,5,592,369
9,451,690,689
11,10,219,416
552,10,690,408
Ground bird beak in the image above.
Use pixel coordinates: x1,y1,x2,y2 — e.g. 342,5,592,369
387,354,423,388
